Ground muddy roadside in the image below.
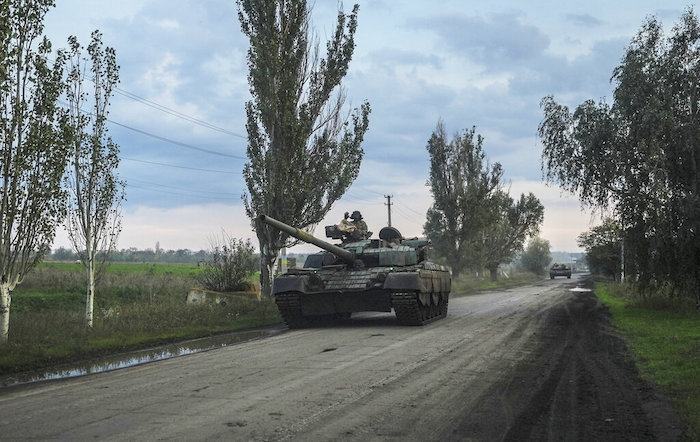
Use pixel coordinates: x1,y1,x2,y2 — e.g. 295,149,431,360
448,277,687,441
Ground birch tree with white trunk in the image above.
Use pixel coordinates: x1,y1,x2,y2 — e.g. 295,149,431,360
63,31,123,328
0,0,68,344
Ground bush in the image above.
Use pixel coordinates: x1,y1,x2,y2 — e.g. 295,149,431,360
196,234,255,292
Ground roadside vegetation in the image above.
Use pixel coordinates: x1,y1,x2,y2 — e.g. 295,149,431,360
595,281,700,440
451,271,542,295
0,262,279,376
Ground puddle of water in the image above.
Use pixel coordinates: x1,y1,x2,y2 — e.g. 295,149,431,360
570,287,593,292
0,326,284,388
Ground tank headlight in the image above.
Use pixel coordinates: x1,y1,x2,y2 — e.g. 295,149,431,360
376,272,387,282
307,273,322,290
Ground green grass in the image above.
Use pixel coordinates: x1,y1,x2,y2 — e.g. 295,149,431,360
451,271,541,294
0,296,281,375
595,282,700,440
38,261,203,277
0,262,276,376
10,288,84,313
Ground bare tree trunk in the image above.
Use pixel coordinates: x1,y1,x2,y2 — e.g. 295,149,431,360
259,253,276,297
488,264,499,282
86,257,95,328
0,284,11,344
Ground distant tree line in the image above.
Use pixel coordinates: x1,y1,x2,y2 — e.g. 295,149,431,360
540,9,700,307
48,246,212,264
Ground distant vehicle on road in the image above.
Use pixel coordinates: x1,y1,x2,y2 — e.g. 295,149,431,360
550,264,572,279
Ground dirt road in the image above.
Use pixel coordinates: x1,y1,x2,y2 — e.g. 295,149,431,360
0,276,685,440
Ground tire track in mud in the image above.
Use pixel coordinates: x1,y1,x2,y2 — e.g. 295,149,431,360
448,279,685,441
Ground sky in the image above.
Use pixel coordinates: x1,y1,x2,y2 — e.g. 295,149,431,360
41,0,696,254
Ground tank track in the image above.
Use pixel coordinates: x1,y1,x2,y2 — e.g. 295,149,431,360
277,291,449,328
274,292,309,329
391,291,449,326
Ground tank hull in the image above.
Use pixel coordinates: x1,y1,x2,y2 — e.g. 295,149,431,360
272,264,451,327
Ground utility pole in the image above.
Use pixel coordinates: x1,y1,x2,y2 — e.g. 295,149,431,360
385,195,393,227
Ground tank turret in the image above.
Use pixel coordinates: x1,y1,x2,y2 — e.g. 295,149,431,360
258,213,451,328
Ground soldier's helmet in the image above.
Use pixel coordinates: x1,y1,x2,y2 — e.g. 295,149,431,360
350,210,363,220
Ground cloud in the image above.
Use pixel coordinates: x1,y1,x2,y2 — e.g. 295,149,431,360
565,14,604,28
410,11,551,68
366,48,443,71
508,179,599,252
146,18,180,30
55,203,255,253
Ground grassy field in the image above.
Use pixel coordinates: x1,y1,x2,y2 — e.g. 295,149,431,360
1,262,278,376
38,261,203,277
595,281,700,440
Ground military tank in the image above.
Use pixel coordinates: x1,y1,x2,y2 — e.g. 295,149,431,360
259,214,451,328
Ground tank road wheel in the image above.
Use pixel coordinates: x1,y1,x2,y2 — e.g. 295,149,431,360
439,292,449,318
392,292,423,325
392,291,448,326
274,292,310,329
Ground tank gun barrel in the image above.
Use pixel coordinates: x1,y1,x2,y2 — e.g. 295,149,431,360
258,215,355,264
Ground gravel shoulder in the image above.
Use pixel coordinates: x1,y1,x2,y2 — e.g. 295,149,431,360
0,276,685,441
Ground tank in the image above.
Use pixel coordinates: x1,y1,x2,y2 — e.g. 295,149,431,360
259,214,451,328
549,263,572,279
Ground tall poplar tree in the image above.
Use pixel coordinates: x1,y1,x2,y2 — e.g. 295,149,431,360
424,122,503,277
63,31,124,328
238,0,371,295
0,0,68,343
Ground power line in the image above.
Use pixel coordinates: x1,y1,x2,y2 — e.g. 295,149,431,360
126,177,241,200
108,119,246,159
342,194,383,205
127,177,235,195
55,54,247,142
394,199,426,218
121,156,238,174
128,185,239,200
57,98,247,160
354,186,385,196
113,87,247,138
392,201,426,225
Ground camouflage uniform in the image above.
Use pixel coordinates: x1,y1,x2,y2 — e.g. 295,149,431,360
350,211,369,240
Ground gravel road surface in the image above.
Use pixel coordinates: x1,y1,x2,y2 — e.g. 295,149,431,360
0,275,685,441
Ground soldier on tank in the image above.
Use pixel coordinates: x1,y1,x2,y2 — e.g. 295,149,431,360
343,210,370,240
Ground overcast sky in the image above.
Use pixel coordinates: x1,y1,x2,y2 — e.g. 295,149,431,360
42,1,694,253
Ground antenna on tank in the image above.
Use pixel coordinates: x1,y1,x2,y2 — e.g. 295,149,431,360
384,194,393,227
